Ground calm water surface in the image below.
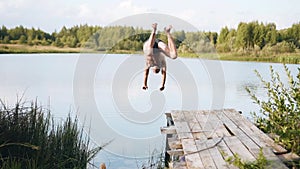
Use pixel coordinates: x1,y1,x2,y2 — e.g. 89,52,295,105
0,53,298,168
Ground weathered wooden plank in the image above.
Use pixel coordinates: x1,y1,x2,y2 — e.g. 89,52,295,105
184,111,229,168
218,110,288,169
224,109,287,154
167,149,184,156
260,147,289,169
182,111,202,132
215,112,263,159
193,110,219,139
174,121,193,139
171,111,194,139
214,110,240,136
216,139,239,169
171,111,186,122
195,139,217,169
182,111,207,140
248,124,287,154
203,110,232,138
215,112,261,159
209,146,230,169
223,136,257,162
160,125,176,134
163,109,290,169
278,152,300,163
194,139,220,169
182,139,204,168
170,161,187,169
222,109,268,143
168,137,182,149
218,110,269,151
237,134,262,158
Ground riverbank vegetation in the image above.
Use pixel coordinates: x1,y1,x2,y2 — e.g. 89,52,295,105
0,44,83,53
246,65,300,168
0,22,299,63
0,99,102,169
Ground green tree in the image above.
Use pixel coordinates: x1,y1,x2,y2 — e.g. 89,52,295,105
205,31,218,46
253,22,266,49
0,25,8,41
284,23,300,48
3,36,10,43
18,35,27,44
235,22,259,50
227,29,236,51
53,38,64,47
173,30,186,43
265,23,277,46
217,26,229,44
235,22,247,50
9,25,26,41
217,28,236,52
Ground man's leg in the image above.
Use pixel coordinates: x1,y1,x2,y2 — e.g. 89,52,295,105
158,25,177,59
142,23,157,90
143,23,157,56
165,25,177,59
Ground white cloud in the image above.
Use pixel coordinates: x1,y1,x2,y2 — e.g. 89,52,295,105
88,0,149,26
78,3,93,19
1,0,26,9
0,0,299,32
52,0,149,27
179,9,197,20
0,0,26,16
119,0,132,9
117,0,146,14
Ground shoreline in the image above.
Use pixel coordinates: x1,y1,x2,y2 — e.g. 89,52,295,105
0,44,89,54
1,44,299,64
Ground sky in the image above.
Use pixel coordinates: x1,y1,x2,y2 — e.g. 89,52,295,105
0,0,299,33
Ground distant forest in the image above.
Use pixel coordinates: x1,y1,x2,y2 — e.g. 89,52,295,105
0,21,299,54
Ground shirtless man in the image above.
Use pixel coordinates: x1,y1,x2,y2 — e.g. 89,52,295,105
142,23,178,91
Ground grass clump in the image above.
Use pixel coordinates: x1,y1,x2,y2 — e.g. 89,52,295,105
0,99,102,169
224,149,268,169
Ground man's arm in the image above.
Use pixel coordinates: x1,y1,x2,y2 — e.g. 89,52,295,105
160,68,166,91
142,68,150,90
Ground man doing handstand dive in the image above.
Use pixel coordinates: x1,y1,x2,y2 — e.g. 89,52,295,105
142,23,178,91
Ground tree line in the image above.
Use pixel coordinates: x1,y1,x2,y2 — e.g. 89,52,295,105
0,21,299,54
217,21,300,54
0,24,99,48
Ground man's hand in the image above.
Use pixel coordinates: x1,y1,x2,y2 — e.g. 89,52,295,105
142,86,148,90
160,86,165,91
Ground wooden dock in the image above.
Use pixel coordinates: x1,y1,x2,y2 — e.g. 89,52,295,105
161,109,298,169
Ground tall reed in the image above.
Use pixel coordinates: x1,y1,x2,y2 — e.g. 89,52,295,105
0,99,102,169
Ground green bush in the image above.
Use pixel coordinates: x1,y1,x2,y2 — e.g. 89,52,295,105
262,42,296,54
0,99,103,169
246,65,300,156
216,43,231,52
225,149,268,169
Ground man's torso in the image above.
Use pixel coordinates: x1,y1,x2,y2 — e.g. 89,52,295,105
145,39,166,69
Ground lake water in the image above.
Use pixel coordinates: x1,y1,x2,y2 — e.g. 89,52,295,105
0,53,299,168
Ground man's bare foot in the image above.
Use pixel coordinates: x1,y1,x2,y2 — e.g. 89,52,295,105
164,25,172,34
152,23,157,31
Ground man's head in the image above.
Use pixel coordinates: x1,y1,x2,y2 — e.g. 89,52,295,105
153,66,160,74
